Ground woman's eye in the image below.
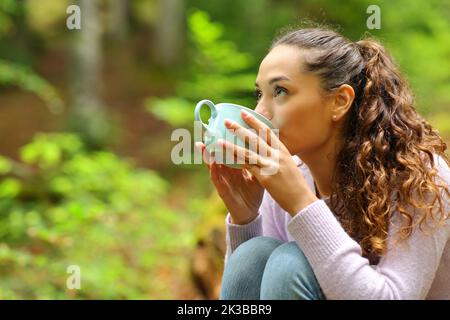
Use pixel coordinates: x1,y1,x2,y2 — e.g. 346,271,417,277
254,86,286,102
254,89,262,101
274,86,287,97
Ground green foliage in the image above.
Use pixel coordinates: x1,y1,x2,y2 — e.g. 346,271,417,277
145,97,194,127
0,59,63,113
381,0,450,113
0,0,18,37
0,156,12,175
0,133,197,299
24,0,69,35
429,113,450,140
0,1,63,113
0,0,448,300
146,10,256,127
184,0,297,56
183,0,450,116
131,0,159,26
188,10,253,74
300,0,450,114
20,133,82,169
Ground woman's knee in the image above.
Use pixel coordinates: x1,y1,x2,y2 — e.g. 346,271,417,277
229,236,285,265
260,241,325,300
220,236,284,300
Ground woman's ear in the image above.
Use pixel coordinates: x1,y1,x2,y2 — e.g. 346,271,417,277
330,84,355,121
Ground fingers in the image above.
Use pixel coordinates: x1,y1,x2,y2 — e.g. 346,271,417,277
242,168,255,182
195,141,250,188
209,160,222,184
217,138,265,168
240,111,280,148
195,142,227,189
195,141,205,155
224,119,271,157
195,141,214,168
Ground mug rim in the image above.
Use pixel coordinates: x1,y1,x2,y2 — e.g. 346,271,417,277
215,102,275,128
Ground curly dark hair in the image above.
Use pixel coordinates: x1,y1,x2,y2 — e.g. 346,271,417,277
271,28,450,263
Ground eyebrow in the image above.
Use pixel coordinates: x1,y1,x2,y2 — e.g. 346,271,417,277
255,76,290,87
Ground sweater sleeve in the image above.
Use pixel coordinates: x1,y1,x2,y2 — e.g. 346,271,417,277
287,155,450,299
224,190,284,263
223,155,306,263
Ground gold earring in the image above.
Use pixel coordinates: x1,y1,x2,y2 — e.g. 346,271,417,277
332,115,337,120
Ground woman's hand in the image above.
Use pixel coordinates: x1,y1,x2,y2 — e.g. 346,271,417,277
195,141,264,225
217,111,318,216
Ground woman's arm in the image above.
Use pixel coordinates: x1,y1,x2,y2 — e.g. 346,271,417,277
224,155,317,263
224,189,286,263
287,155,450,299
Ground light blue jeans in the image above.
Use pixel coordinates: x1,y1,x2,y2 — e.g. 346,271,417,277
220,236,326,300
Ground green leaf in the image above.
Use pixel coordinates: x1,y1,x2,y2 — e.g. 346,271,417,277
0,60,63,113
0,178,21,198
145,97,194,126
0,156,12,174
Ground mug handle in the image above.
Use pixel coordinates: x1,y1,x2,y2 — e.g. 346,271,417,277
194,100,217,132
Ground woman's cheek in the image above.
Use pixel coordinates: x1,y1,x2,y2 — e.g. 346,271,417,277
272,106,291,129
292,120,318,148
273,113,285,129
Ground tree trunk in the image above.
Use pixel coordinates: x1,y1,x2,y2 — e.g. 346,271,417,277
108,0,128,42
190,228,226,299
69,0,110,148
153,0,185,67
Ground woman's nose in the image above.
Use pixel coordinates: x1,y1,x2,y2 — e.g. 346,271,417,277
255,105,272,120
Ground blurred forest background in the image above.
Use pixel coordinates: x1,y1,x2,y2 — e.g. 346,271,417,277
0,0,449,299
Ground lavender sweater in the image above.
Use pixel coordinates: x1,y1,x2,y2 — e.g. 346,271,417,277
225,154,450,299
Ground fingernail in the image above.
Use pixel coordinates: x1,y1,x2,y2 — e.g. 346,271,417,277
224,119,232,127
242,111,250,118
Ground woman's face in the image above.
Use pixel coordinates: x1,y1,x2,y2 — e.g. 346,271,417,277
254,45,336,155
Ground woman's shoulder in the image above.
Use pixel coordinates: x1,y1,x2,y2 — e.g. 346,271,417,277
432,153,450,175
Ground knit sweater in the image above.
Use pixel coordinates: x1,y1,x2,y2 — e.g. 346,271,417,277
224,154,450,299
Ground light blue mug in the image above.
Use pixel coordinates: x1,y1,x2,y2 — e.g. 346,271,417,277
194,99,275,168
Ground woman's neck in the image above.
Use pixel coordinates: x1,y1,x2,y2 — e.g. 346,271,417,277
296,137,342,199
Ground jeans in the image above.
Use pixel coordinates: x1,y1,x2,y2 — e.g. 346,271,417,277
220,236,326,300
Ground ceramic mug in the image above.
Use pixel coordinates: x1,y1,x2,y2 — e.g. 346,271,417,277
194,99,275,168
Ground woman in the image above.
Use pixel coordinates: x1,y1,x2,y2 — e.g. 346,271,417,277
195,28,450,300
